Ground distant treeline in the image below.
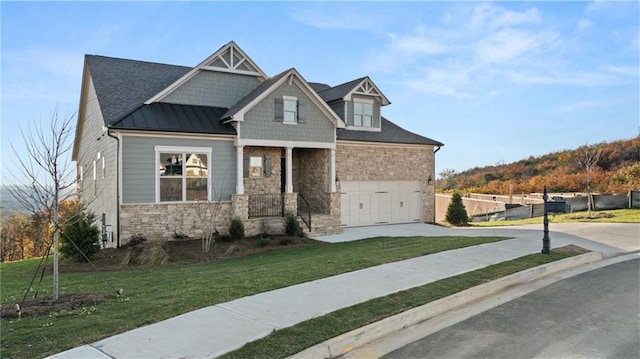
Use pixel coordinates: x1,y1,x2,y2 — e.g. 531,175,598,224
439,137,640,194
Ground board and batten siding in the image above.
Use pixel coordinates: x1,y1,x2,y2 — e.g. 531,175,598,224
241,81,335,143
76,75,119,247
121,136,236,204
162,71,261,109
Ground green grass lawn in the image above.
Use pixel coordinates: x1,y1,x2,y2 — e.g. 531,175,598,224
470,208,639,227
221,250,581,359
1,235,508,359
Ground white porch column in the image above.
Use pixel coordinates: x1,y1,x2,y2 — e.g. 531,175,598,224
330,148,336,192
236,145,244,194
286,146,293,193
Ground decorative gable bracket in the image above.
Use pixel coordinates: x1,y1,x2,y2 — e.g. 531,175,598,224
345,77,390,106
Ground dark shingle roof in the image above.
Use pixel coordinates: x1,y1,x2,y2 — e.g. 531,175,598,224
317,77,366,102
111,103,236,135
308,82,331,92
86,55,191,126
222,69,291,120
337,117,444,146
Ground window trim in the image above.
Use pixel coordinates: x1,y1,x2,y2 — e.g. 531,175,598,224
155,146,212,203
353,98,374,128
249,156,263,178
282,95,298,125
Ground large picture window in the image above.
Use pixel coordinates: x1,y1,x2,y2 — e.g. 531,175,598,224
157,147,210,202
354,100,373,127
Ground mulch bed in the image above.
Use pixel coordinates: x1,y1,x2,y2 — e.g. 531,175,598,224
1,293,109,319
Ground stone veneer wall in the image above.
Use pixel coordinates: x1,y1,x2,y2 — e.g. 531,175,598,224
243,147,282,194
336,143,436,223
120,202,232,242
293,148,330,214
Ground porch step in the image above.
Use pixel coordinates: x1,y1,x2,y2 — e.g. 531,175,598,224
297,214,342,237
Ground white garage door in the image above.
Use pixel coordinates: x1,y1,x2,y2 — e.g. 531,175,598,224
340,181,422,227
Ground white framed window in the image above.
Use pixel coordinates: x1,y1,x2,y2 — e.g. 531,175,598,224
354,100,373,127
249,156,263,177
101,157,106,179
93,160,97,194
283,96,297,124
156,146,211,202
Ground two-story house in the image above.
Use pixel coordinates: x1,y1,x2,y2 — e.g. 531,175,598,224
72,41,443,246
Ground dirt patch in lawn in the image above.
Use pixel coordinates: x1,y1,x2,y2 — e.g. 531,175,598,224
0,293,108,319
57,234,326,272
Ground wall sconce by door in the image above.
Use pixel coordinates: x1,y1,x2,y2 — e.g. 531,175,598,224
428,176,433,186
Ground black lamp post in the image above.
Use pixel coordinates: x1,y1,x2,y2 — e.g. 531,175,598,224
541,186,551,254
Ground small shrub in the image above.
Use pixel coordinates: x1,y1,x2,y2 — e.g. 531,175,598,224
285,212,302,237
445,192,469,225
172,231,189,241
279,237,294,246
59,205,101,263
228,217,245,242
126,234,147,247
256,237,270,248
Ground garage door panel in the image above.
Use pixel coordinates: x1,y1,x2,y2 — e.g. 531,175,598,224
341,181,422,227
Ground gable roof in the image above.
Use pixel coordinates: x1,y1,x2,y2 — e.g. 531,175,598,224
145,41,268,104
221,68,346,128
337,117,444,146
317,77,365,102
111,103,236,135
86,55,190,126
222,69,290,120
317,77,391,105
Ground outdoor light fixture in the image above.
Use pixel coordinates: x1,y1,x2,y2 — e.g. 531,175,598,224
428,176,433,185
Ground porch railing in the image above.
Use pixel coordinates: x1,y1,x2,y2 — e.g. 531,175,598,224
297,194,311,231
248,194,284,218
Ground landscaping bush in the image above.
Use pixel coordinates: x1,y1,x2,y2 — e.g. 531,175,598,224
279,237,294,246
59,205,101,262
228,217,244,242
445,192,469,225
285,211,302,237
256,237,270,248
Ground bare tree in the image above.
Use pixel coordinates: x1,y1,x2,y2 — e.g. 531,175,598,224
6,107,76,300
577,143,601,217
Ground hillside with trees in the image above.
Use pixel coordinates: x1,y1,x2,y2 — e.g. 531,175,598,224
438,136,640,195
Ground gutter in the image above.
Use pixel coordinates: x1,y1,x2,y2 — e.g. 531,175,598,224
106,129,121,248
434,145,442,153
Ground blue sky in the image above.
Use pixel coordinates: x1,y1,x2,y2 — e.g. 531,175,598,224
1,1,638,185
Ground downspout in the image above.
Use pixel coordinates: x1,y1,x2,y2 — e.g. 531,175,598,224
106,129,121,248
434,145,442,154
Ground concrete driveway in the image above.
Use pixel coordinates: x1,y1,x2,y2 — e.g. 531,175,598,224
315,222,639,253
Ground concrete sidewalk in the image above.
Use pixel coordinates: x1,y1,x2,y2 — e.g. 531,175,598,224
47,223,637,359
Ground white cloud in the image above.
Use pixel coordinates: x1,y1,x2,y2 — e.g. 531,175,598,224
389,33,448,55
290,5,385,31
577,18,592,32
474,29,559,65
446,3,541,31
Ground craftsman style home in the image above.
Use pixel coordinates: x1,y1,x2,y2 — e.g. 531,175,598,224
72,41,443,246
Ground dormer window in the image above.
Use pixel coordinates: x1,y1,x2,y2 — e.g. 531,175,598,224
354,99,373,127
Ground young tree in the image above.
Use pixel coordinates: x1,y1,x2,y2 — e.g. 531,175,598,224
438,168,458,191
577,143,601,217
445,192,469,225
5,108,76,299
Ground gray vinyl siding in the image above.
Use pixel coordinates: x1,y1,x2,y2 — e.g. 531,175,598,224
163,71,260,108
242,82,335,143
121,136,236,204
76,75,118,247
346,95,381,129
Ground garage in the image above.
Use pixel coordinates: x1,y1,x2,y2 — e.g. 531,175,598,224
340,181,423,227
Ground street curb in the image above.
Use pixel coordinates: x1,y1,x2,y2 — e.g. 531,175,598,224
289,251,605,359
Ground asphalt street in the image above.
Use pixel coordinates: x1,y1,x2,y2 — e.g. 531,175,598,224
384,257,640,359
